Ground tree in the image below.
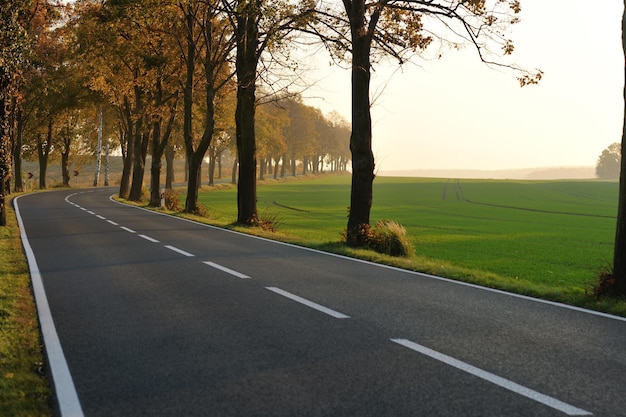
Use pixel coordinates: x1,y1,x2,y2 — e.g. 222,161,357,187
74,0,146,199
224,0,316,224
0,0,30,225
596,143,621,180
610,1,626,295
12,0,60,192
256,102,287,179
208,85,236,185
279,97,318,176
310,0,541,245
179,0,236,213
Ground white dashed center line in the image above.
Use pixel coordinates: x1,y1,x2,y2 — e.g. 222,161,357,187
266,287,350,319
203,261,250,279
164,245,195,257
139,235,160,243
390,338,592,416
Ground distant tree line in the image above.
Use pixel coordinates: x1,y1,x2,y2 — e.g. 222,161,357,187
596,142,621,180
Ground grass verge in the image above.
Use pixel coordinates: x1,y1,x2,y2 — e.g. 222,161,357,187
0,194,52,416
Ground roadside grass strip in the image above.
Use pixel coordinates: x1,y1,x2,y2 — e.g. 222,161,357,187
391,339,592,416
266,287,350,319
203,261,250,279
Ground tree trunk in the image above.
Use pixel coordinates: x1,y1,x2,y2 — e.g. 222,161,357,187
274,156,279,179
182,6,215,213
129,75,149,202
61,138,70,187
0,95,9,226
231,155,238,184
612,3,626,294
0,178,6,226
281,153,286,177
259,156,265,180
235,2,260,224
345,0,376,246
13,109,23,192
37,122,53,189
208,146,217,186
185,154,203,212
128,128,148,202
119,99,134,199
165,144,175,189
236,80,257,223
149,124,163,207
149,80,176,207
119,130,133,199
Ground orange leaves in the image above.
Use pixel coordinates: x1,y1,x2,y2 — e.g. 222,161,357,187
379,7,432,52
517,69,543,87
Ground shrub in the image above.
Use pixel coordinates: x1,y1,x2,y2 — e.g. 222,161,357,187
342,220,414,257
369,219,414,257
593,267,626,299
257,211,280,232
163,189,182,211
194,202,211,218
342,223,376,247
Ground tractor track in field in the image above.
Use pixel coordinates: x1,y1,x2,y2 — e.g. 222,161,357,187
443,179,615,219
272,200,311,212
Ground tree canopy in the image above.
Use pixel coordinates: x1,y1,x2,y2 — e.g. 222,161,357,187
596,142,621,180
5,0,538,239
0,0,38,225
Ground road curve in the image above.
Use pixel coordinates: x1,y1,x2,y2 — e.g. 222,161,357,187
14,188,626,417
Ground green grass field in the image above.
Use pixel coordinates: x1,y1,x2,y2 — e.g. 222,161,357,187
191,175,624,315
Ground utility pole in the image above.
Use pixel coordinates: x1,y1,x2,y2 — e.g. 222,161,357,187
93,108,103,186
104,138,110,186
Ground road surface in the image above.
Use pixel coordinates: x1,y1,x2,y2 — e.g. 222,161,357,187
14,188,626,417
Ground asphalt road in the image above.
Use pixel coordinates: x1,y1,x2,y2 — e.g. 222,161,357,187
14,188,626,417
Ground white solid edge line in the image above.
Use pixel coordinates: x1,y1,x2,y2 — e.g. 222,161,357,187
164,245,195,257
203,261,250,279
390,338,592,416
14,195,85,417
107,194,626,323
266,287,350,319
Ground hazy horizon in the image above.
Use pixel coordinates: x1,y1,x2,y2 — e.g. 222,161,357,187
378,165,598,180
301,1,624,174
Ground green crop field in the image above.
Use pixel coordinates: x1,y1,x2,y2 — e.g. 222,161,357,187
190,174,624,314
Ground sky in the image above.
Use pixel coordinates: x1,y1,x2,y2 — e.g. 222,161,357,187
301,1,624,173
